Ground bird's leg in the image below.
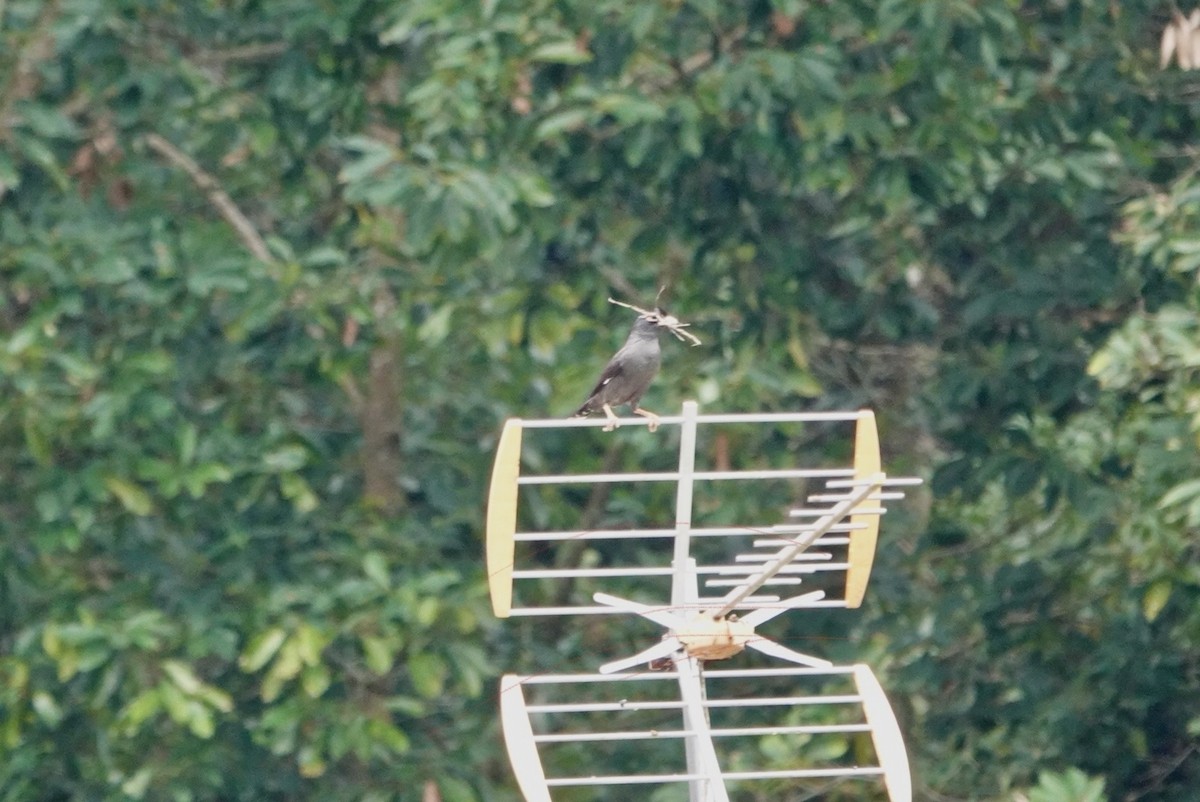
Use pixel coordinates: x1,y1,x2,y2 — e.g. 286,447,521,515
633,407,660,433
601,403,620,432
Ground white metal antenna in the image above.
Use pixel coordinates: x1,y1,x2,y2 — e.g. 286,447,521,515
486,401,918,801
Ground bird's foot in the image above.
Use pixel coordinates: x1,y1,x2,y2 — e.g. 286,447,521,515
633,407,660,433
602,404,620,432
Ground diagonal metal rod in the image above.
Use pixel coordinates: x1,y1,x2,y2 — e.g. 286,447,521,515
711,475,883,618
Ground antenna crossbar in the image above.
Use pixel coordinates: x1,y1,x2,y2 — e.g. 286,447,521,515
514,524,864,542
513,563,848,580
518,468,852,485
517,411,871,429
533,723,873,743
525,694,864,714
545,767,886,787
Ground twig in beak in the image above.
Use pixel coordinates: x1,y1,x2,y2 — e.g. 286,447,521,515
607,297,702,346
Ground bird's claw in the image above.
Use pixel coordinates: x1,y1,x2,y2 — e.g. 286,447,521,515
633,407,660,433
601,404,620,432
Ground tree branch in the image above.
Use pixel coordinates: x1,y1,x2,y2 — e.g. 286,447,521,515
359,285,405,514
142,132,273,264
197,41,289,65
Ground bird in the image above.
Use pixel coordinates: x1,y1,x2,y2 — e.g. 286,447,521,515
572,307,684,432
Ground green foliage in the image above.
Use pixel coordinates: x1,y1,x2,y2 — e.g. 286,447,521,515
1,0,1199,800
1024,767,1107,802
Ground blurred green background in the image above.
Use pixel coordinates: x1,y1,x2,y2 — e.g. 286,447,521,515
1,1,1197,800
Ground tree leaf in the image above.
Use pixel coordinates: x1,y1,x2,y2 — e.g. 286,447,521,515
361,636,394,675
534,109,590,139
238,628,287,673
31,692,63,726
161,660,203,695
104,476,154,516
407,652,447,698
363,552,390,588
529,41,591,64
1142,580,1171,623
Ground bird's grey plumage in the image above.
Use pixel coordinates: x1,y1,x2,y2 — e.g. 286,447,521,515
573,315,663,419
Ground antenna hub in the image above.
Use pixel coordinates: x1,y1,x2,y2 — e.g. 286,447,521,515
676,613,754,661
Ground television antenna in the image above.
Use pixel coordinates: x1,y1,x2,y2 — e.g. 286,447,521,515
486,402,918,801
